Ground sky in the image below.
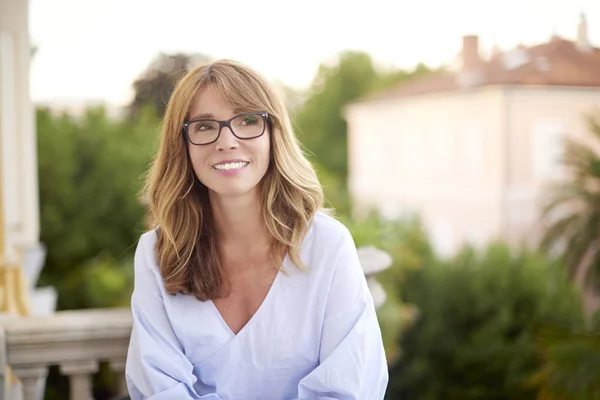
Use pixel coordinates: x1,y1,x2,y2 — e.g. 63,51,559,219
29,0,600,106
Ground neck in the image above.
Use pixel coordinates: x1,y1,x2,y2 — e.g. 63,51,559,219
209,189,271,251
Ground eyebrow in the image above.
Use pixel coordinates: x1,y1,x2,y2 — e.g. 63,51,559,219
189,112,214,120
189,109,247,121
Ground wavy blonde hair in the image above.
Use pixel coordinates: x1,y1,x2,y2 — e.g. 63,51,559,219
144,59,324,301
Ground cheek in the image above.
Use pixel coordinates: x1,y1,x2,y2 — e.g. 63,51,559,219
188,146,210,174
256,143,271,173
262,136,272,163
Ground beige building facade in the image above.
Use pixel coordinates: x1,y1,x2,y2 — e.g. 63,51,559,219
345,16,600,255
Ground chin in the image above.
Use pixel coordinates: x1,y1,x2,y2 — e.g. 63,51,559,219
208,183,258,198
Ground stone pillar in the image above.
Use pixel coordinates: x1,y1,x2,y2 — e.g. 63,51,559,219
11,366,47,400
109,359,128,397
59,360,99,400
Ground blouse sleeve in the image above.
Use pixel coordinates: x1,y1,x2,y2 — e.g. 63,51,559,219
295,230,389,400
125,233,222,400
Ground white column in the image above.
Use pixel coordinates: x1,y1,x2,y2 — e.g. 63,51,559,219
0,0,49,317
0,0,40,257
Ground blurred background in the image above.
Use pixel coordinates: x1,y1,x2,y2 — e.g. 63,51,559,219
1,0,600,399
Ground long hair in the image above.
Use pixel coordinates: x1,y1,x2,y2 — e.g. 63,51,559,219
144,59,324,300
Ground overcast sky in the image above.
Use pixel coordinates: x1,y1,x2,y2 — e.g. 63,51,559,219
29,0,600,106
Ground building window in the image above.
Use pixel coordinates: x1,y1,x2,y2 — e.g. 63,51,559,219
458,123,484,179
532,122,563,180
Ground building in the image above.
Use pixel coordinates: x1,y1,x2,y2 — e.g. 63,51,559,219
344,15,600,256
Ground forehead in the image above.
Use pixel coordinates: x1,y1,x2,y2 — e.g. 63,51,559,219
188,86,240,120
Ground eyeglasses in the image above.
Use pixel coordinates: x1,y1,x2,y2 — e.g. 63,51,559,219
183,112,269,146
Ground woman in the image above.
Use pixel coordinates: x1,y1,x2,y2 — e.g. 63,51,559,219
125,59,388,399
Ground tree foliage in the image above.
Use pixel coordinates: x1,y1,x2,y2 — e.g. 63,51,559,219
293,51,380,180
37,105,160,309
387,242,584,400
529,319,600,400
127,52,210,119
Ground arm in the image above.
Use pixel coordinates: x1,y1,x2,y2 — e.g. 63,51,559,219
295,230,389,400
125,233,222,400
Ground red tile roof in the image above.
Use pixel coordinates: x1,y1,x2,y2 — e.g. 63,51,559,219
361,37,600,103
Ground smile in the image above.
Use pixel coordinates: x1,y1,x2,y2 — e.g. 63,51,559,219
213,161,249,171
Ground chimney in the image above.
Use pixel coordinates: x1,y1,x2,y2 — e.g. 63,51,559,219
462,35,481,70
577,13,591,52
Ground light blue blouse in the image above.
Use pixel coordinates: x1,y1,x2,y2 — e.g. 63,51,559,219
125,212,388,399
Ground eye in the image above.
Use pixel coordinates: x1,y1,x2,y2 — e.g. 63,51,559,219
240,115,258,126
193,121,216,132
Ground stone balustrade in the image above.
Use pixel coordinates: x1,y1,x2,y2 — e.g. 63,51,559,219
0,308,132,400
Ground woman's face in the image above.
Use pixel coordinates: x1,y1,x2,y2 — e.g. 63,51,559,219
186,86,271,200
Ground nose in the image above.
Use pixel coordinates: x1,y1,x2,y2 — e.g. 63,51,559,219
215,125,239,150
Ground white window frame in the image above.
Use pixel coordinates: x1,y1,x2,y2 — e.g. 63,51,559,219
532,121,564,180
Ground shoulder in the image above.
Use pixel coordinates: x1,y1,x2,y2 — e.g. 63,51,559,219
299,211,357,270
134,228,160,275
138,227,159,248
302,212,367,298
307,211,354,247
136,228,159,257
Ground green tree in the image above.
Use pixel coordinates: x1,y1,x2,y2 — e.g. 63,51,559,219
373,62,433,93
127,52,210,119
294,51,380,182
387,242,584,400
540,112,600,316
529,319,600,400
37,105,160,310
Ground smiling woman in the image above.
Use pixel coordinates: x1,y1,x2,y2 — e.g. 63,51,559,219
124,59,388,400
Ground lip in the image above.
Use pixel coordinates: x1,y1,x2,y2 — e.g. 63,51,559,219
212,159,249,167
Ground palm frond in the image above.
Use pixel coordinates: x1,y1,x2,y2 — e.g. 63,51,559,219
530,328,600,399
540,112,600,285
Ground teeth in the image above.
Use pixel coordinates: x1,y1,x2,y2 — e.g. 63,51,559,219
214,162,248,171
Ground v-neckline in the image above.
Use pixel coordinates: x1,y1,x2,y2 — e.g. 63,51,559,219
209,254,287,338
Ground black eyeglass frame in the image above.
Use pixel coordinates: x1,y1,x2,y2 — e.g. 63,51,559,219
182,112,270,146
